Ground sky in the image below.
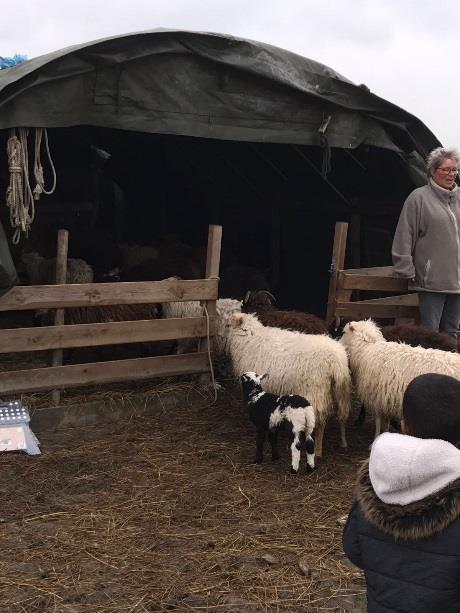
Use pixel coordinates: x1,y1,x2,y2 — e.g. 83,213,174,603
1,0,459,147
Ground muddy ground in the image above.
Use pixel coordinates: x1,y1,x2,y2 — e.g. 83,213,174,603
0,382,370,612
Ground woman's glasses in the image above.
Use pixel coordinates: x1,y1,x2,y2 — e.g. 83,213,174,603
437,167,458,175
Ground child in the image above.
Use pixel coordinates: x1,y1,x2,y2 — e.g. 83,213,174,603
342,373,460,613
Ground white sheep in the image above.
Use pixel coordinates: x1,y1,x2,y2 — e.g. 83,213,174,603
162,298,242,354
222,312,352,458
340,319,460,439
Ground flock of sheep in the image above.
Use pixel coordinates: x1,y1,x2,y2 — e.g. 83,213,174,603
19,238,460,473
166,290,460,471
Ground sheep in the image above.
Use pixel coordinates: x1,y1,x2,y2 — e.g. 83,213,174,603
330,317,457,352
162,298,242,354
340,319,460,439
242,290,328,335
23,252,160,330
222,312,352,458
21,251,94,285
119,243,160,269
240,371,316,473
119,256,202,282
381,323,457,352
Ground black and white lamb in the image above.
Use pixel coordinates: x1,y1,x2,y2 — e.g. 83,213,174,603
240,372,316,473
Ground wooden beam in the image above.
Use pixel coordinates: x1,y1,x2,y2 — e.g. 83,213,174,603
201,225,222,357
358,293,418,306
325,222,348,326
0,352,210,395
0,278,218,311
336,302,419,319
342,266,397,276
0,316,216,353
339,272,410,292
52,229,69,405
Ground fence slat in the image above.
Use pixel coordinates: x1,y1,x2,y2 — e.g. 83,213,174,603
0,317,215,353
340,273,410,292
0,278,218,311
0,352,210,395
336,302,419,319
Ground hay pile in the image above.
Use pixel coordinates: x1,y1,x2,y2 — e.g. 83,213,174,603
0,383,367,612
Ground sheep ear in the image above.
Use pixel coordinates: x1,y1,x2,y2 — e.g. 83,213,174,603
243,291,251,304
261,373,269,380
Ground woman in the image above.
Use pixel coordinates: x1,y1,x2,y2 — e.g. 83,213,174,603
392,147,460,337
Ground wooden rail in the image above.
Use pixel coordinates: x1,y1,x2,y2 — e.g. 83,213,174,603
0,224,222,401
0,353,210,395
326,222,418,325
0,278,218,310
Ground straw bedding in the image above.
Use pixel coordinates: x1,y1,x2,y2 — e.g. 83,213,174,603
0,375,370,613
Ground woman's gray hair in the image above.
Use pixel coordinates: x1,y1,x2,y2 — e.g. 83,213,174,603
426,147,460,174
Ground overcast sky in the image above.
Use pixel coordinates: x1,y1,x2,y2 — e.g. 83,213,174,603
2,0,459,148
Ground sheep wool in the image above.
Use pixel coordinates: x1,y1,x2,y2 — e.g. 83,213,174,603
340,319,460,435
224,312,352,457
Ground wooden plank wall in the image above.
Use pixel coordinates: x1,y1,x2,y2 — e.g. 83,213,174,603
0,225,222,397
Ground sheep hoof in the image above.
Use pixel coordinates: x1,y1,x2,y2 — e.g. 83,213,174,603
290,467,298,474
271,455,280,462
254,458,263,464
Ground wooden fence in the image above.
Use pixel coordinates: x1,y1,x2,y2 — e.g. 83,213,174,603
325,221,418,325
0,224,222,398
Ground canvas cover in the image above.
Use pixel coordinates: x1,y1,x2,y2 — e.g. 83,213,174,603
0,29,440,156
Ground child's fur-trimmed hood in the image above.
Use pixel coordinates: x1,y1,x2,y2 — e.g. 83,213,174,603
356,460,460,541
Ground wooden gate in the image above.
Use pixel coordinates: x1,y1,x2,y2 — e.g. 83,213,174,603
0,225,222,398
325,222,418,326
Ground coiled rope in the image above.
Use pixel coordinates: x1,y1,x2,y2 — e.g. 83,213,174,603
5,127,56,244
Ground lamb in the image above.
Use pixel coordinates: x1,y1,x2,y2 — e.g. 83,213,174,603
242,290,328,335
340,319,460,439
240,371,315,473
223,312,352,458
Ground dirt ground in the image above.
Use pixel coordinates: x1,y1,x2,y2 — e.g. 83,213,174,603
0,381,370,613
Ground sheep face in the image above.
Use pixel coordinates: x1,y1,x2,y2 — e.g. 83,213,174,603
240,372,268,386
224,312,261,336
242,290,275,313
340,319,384,347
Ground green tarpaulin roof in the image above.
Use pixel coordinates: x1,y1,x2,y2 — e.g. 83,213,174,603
0,29,440,156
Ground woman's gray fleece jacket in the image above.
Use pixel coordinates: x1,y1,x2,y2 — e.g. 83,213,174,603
392,179,460,293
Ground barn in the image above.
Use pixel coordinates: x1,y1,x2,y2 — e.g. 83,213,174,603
0,28,440,315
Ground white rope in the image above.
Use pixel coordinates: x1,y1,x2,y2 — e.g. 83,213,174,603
33,127,57,199
5,127,56,244
203,303,219,403
6,128,34,244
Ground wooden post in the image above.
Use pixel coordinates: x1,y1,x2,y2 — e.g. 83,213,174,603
325,222,348,327
51,229,69,405
200,225,222,361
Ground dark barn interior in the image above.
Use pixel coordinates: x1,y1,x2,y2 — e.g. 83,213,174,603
0,126,418,316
